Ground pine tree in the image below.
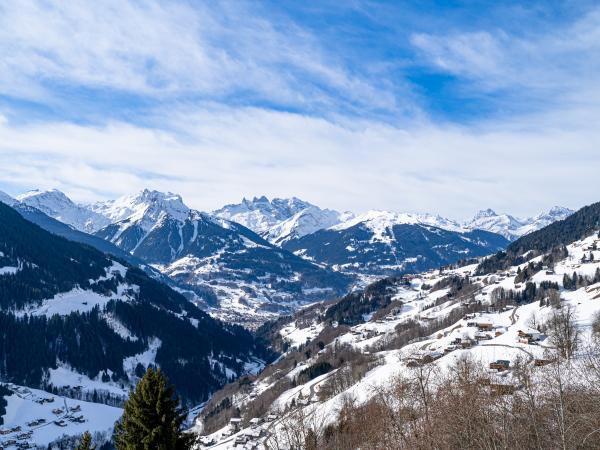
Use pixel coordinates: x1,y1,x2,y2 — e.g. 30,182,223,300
113,368,194,450
76,432,95,450
563,273,571,290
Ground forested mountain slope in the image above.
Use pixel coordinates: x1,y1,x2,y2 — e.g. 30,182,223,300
0,202,269,405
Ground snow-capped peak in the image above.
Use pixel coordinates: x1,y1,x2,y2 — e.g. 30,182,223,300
264,205,350,245
88,189,190,231
16,189,109,233
18,188,70,204
465,206,574,240
214,196,355,244
214,196,320,234
540,206,574,220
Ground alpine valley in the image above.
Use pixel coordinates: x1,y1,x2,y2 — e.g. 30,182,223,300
0,188,579,449
10,189,572,327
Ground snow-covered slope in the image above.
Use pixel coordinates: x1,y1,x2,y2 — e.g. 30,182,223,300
214,196,313,234
330,210,465,234
195,217,600,449
1,384,122,448
17,189,110,233
264,205,352,245
214,196,352,244
465,206,573,240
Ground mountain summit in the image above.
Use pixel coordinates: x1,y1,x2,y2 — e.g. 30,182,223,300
87,189,190,229
213,196,352,244
464,206,574,240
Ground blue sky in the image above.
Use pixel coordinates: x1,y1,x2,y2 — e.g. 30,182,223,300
0,0,599,219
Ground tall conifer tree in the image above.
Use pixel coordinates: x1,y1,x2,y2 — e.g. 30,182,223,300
113,367,194,450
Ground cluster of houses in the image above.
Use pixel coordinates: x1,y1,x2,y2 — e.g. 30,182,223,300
34,396,54,405
0,429,33,449
199,414,280,449
50,405,85,426
25,419,45,427
0,427,21,436
517,329,544,345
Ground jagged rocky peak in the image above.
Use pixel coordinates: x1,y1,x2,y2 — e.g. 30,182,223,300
473,208,499,219
213,195,346,242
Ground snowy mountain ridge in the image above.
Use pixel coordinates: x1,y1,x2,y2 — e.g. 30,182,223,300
17,189,110,233
12,188,573,244
330,209,466,239
0,189,15,206
86,189,190,232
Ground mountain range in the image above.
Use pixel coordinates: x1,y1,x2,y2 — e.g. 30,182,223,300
0,189,573,325
8,190,351,327
213,196,353,245
214,196,573,242
465,206,574,240
282,210,510,276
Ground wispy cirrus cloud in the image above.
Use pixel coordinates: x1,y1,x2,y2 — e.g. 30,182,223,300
410,6,600,101
0,0,399,119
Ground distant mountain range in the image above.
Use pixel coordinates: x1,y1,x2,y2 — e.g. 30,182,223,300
465,206,574,240
213,196,573,242
0,189,573,324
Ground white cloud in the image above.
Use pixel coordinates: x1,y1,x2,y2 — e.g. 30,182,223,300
0,103,598,220
0,0,396,113
411,31,506,80
410,6,600,98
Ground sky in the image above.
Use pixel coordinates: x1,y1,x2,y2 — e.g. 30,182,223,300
0,0,599,219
